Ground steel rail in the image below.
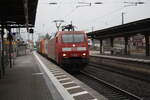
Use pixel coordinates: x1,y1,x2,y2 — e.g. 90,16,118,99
80,71,143,100
89,62,150,82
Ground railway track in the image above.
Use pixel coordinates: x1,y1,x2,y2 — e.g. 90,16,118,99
89,62,150,83
79,71,143,100
41,53,148,99
89,57,150,82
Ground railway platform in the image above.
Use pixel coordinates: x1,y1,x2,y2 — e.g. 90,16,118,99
0,51,107,100
89,50,150,81
0,53,54,100
90,50,150,63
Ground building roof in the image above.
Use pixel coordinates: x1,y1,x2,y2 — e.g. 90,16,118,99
87,18,150,39
0,0,38,28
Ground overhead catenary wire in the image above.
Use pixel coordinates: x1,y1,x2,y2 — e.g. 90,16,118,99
79,1,146,31
80,6,125,26
62,7,78,20
38,0,149,33
60,0,103,23
81,0,148,25
63,0,147,31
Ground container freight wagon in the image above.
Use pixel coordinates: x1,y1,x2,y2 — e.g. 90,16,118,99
39,39,45,54
44,39,49,55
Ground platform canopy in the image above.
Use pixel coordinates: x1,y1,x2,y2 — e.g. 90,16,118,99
0,0,38,28
87,18,150,39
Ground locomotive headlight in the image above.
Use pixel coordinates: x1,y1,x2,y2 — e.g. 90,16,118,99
72,44,75,47
82,53,86,56
63,53,67,57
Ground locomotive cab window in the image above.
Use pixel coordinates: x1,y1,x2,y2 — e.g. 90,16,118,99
62,34,85,43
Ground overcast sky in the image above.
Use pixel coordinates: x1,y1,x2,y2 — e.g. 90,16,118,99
32,0,150,40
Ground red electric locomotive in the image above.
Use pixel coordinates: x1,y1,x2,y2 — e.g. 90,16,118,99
47,31,89,71
38,24,89,71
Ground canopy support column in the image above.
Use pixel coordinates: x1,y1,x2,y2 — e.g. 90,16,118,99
100,40,103,54
110,38,114,55
145,35,150,56
124,36,129,55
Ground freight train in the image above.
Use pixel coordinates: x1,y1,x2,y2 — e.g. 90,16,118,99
38,31,89,71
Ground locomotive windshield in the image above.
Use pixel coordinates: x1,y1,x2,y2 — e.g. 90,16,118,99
62,34,85,43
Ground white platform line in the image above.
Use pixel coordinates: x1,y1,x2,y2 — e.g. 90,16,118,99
58,78,71,81
55,75,67,78
71,91,88,97
34,52,74,100
91,99,98,100
32,73,43,75
66,86,81,90
61,81,74,85
99,55,150,63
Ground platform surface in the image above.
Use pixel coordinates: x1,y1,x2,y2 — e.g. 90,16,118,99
0,54,54,100
0,52,108,100
90,50,150,63
34,52,107,100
